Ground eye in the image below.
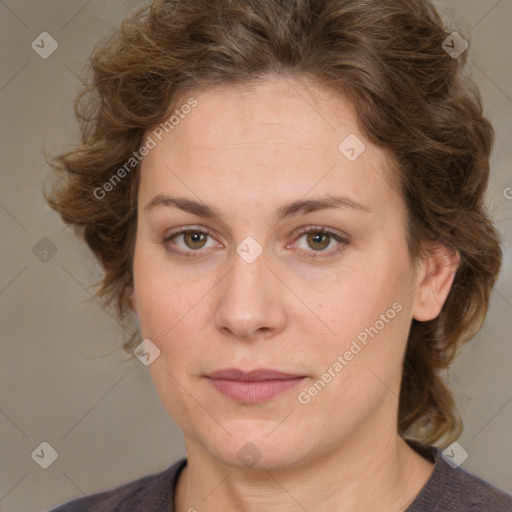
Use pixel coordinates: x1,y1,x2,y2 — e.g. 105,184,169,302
163,228,218,258
292,226,349,259
162,225,349,260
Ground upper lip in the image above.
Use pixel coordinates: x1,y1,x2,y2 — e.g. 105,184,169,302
206,368,304,381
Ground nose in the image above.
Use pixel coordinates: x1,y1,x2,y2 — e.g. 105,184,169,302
213,247,287,342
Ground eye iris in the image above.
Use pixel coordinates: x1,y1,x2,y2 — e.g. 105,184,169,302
184,232,207,249
307,232,329,251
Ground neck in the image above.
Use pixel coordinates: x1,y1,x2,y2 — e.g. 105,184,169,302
175,428,434,512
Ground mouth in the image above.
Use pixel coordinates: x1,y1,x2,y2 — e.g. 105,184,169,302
205,368,307,404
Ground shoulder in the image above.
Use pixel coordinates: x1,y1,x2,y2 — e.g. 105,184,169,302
48,459,187,512
444,465,512,511
406,440,512,512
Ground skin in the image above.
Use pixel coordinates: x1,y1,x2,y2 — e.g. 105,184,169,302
130,75,460,512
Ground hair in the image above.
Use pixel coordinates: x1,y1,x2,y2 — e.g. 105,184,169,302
44,0,502,447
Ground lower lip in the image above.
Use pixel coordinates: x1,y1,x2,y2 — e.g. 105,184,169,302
207,377,305,403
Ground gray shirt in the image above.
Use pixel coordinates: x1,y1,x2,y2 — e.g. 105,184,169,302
49,440,512,511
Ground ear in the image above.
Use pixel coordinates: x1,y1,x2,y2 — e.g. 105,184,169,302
411,243,460,322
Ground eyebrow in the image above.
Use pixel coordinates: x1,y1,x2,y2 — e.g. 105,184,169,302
144,193,372,223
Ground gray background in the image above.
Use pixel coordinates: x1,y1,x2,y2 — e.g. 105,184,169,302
0,1,511,511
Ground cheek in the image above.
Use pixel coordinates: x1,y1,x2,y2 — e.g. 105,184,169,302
312,265,411,372
133,255,207,377
146,356,200,439
137,282,205,430
135,281,200,348
133,243,187,336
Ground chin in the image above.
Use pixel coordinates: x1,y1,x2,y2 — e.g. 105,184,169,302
194,419,318,471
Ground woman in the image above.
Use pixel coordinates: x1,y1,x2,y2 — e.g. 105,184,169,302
45,0,512,510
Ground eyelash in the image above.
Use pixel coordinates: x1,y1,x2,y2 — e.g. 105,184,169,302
163,226,349,261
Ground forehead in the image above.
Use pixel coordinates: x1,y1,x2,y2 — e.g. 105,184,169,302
139,76,401,220
166,76,358,155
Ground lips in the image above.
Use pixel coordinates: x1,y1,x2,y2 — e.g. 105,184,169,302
207,368,302,381
205,368,307,403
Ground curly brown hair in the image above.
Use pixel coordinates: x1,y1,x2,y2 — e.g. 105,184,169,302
44,0,502,447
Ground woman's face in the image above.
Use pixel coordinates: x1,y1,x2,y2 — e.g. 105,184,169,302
131,76,426,469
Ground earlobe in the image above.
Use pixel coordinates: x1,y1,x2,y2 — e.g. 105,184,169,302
411,244,460,322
